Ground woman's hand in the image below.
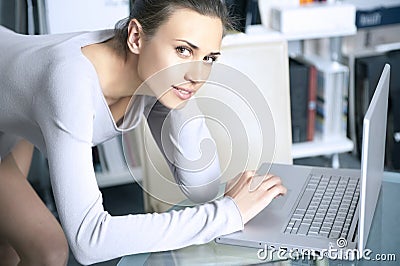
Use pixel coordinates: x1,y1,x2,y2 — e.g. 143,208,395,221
225,171,287,225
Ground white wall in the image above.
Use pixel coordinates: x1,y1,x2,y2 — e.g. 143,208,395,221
46,0,129,34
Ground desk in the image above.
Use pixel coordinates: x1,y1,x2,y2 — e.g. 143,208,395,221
118,172,400,265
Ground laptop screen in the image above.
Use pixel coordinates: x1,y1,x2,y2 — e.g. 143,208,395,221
358,64,390,253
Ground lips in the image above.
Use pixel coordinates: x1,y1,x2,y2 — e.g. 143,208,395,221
172,86,194,100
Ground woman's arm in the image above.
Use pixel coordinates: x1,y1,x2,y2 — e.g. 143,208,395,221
34,68,242,264
146,99,221,203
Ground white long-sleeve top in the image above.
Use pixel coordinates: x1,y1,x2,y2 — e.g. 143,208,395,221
0,26,243,265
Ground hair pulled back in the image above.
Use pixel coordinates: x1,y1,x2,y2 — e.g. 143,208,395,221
114,0,232,56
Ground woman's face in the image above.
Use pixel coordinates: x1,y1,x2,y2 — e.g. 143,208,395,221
131,8,224,109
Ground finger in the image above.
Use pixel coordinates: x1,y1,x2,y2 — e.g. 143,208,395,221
274,185,288,198
225,171,253,195
248,173,275,192
245,170,256,180
248,175,264,192
258,176,282,191
263,185,287,203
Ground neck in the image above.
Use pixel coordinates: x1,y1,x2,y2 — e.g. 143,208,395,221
82,38,142,122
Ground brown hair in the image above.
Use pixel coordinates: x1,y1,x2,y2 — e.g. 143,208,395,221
114,0,233,57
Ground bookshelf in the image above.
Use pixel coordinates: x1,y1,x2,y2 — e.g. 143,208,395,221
247,2,357,167
94,129,143,188
247,25,356,42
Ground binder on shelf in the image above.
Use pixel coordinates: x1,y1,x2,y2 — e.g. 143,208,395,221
307,64,317,141
299,55,349,141
290,57,318,142
355,5,400,29
289,58,309,143
388,50,400,170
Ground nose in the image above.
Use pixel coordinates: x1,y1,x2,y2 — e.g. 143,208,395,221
184,61,212,84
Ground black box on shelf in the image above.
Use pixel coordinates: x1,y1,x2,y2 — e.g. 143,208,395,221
289,58,309,143
355,52,400,170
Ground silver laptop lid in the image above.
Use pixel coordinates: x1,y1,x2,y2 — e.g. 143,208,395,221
358,64,390,253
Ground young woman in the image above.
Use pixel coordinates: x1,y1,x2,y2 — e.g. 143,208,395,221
0,0,287,265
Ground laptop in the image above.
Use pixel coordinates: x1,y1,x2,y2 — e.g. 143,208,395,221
216,64,391,259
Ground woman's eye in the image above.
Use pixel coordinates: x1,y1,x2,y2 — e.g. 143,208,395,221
176,46,192,57
203,55,217,64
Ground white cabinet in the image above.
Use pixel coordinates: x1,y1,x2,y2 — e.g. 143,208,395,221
248,2,357,167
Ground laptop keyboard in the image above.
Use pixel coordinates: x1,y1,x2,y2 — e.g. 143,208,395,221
284,174,360,239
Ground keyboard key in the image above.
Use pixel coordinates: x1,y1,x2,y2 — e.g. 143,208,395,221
323,222,333,228
298,224,310,235
294,209,305,215
342,199,351,204
326,214,336,219
296,190,314,211
333,221,344,230
320,226,330,233
331,176,340,182
336,216,345,223
330,231,340,239
324,217,334,223
311,222,322,228
293,220,300,231
341,203,350,209
305,214,314,220
292,213,303,220
333,226,343,232
320,231,329,238
314,217,323,223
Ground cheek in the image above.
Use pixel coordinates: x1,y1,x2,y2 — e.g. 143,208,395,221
137,47,177,83
137,50,188,99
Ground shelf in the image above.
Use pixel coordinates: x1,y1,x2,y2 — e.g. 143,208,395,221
95,167,142,188
292,137,354,159
246,25,356,41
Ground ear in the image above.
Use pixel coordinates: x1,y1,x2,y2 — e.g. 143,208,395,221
127,19,143,55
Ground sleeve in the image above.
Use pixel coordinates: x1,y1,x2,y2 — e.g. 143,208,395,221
37,70,243,265
146,99,222,203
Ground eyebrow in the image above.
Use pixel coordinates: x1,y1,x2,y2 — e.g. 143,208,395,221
175,39,221,56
